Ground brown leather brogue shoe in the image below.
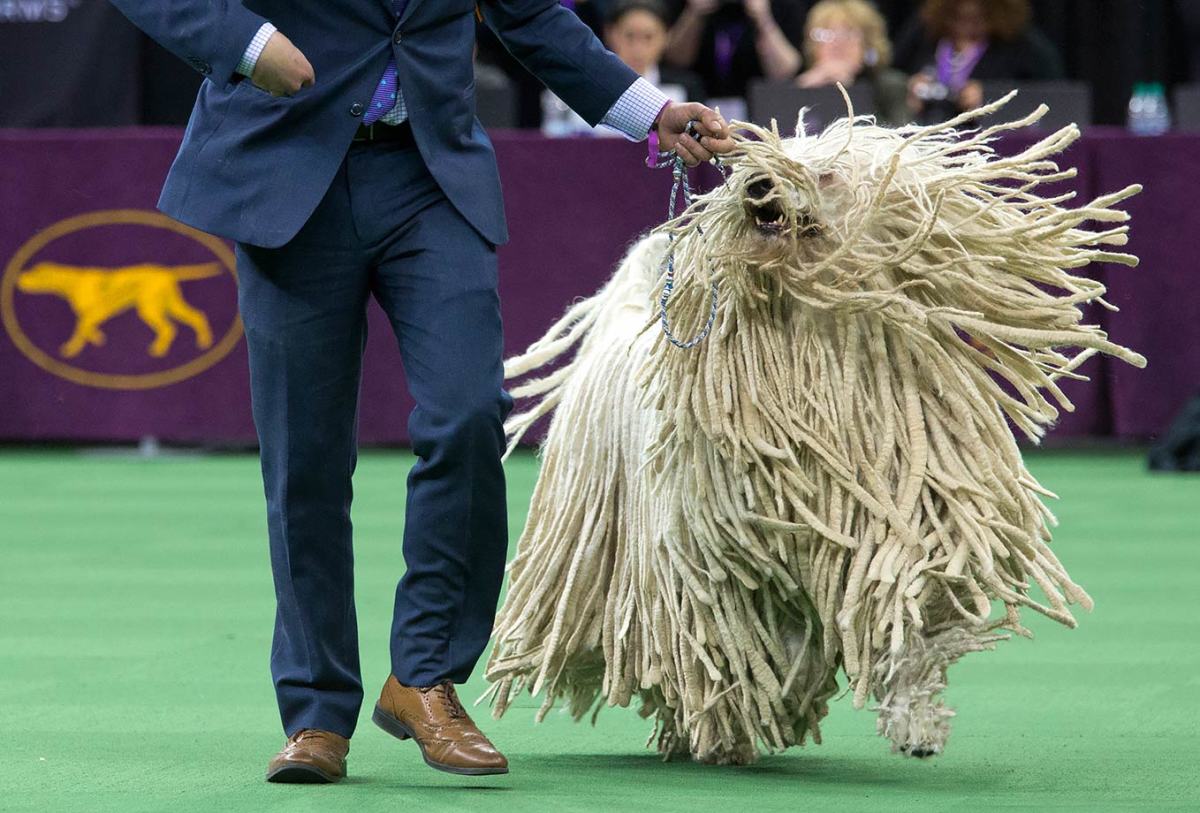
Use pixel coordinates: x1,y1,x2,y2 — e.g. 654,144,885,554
373,675,509,776
265,728,349,784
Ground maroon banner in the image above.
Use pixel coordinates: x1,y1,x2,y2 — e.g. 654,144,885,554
0,127,1194,445
1087,132,1200,439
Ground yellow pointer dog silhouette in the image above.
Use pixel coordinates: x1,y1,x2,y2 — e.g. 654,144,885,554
16,261,219,358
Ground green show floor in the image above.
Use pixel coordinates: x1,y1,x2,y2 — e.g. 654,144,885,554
0,449,1196,811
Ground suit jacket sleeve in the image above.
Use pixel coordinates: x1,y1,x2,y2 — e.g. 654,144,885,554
107,0,268,87
480,0,640,126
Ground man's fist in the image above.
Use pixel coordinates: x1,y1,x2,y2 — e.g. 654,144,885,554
251,31,315,97
655,101,736,167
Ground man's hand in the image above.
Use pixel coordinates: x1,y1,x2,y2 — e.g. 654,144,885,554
251,31,315,97
654,102,735,167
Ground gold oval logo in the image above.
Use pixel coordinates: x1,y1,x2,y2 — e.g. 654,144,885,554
1,209,242,390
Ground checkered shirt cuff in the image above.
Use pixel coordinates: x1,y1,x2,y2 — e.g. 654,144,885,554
236,22,278,78
599,76,672,141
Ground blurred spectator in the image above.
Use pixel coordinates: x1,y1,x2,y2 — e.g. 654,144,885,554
795,0,909,126
542,0,705,136
895,0,1064,123
663,0,809,109
608,0,706,102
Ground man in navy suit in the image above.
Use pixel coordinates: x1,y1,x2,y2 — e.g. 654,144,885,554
108,0,732,783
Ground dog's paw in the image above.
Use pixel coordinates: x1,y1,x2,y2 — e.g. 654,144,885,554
694,742,759,766
875,680,954,759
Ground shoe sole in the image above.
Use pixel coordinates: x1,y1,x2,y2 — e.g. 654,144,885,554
265,761,343,784
372,704,509,776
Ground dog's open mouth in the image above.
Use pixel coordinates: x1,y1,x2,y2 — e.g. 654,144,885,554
744,178,819,237
750,200,788,235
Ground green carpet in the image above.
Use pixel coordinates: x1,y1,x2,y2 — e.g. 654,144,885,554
1,449,1196,811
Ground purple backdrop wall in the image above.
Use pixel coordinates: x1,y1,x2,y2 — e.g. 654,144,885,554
0,128,1195,445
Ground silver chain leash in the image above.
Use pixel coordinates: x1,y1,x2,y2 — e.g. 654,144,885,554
656,136,726,349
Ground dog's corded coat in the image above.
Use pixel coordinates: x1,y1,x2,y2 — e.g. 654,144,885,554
483,95,1144,763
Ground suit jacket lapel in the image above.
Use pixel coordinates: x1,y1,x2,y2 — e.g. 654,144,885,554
395,0,422,27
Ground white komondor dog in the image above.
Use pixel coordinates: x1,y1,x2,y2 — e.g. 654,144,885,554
482,94,1145,764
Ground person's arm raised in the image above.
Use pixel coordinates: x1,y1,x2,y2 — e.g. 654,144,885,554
665,0,719,70
745,0,801,80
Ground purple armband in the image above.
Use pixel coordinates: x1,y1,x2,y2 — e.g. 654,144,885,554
646,99,672,168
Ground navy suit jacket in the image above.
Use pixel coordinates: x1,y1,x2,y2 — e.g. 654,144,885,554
108,0,641,248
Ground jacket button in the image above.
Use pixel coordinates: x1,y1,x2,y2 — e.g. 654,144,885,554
350,102,364,117
393,30,402,44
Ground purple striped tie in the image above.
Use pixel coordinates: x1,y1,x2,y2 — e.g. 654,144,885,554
363,0,407,125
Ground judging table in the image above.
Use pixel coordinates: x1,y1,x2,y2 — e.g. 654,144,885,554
0,127,1196,445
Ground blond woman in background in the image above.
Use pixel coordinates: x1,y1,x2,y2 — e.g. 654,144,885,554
796,0,910,126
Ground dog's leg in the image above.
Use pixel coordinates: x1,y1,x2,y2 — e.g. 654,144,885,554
654,588,834,766
872,619,1002,758
693,738,759,766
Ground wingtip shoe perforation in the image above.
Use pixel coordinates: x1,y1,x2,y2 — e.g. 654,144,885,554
374,675,509,776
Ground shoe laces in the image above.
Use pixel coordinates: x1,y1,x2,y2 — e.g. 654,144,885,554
421,681,467,720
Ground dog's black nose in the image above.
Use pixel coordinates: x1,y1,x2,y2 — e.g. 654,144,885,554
746,178,774,201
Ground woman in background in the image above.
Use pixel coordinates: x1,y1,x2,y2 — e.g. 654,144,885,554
609,0,707,103
795,0,909,126
664,0,809,109
895,0,1064,123
543,0,705,135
